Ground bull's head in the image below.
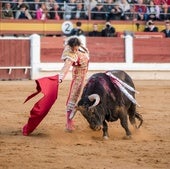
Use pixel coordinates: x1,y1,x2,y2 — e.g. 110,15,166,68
69,94,103,131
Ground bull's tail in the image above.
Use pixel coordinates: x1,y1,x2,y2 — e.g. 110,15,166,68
135,112,143,128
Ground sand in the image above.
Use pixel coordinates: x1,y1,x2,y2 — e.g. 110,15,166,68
0,80,170,169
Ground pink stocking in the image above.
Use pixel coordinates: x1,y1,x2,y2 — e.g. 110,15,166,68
66,111,74,131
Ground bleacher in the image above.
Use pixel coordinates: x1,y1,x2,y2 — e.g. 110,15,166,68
0,1,169,37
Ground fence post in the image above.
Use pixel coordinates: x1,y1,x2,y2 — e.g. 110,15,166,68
30,34,40,79
125,32,133,64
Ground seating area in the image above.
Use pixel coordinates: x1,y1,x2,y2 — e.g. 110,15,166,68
0,0,170,37
1,0,170,21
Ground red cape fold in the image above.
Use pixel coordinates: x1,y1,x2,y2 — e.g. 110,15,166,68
22,75,59,136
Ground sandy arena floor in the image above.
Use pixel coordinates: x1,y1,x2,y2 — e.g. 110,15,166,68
0,79,170,169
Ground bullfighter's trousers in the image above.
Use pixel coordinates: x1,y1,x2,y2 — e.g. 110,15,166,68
65,67,87,130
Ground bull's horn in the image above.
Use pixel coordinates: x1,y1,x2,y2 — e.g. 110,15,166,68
69,110,76,120
88,94,100,109
69,105,86,119
69,107,78,120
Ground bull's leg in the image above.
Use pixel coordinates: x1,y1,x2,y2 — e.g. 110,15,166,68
102,121,109,139
119,113,131,137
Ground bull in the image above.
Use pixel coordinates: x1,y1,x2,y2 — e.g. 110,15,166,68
70,70,143,139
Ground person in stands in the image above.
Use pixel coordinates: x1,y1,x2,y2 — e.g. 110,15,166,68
134,0,147,21
88,23,101,36
91,2,107,20
72,1,87,20
2,2,14,19
62,0,77,20
69,21,84,36
49,2,62,20
101,20,116,37
161,20,170,37
13,0,29,17
144,20,159,32
15,3,32,19
29,0,41,19
145,0,160,21
36,2,50,20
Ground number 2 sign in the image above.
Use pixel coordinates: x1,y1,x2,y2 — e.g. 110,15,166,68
61,21,73,35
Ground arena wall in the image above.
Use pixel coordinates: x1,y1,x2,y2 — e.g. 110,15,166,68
0,34,170,80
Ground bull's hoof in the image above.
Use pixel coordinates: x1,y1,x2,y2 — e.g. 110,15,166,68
103,136,109,140
123,135,132,140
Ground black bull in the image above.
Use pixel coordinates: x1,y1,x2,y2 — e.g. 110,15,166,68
70,70,143,139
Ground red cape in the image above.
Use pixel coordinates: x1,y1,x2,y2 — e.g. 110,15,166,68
22,75,59,136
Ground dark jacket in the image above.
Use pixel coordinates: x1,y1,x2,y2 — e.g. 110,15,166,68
89,31,101,37
70,28,84,36
144,26,158,32
161,29,170,38
101,25,116,37
91,6,106,20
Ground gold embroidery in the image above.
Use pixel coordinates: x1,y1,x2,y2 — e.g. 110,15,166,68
61,46,78,62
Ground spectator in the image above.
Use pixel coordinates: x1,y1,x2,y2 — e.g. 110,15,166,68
49,2,62,20
108,2,123,20
118,0,131,20
156,0,170,20
161,20,170,37
84,0,97,19
29,0,41,19
13,0,28,16
161,0,170,20
144,20,159,32
70,21,84,36
62,0,77,20
88,23,101,36
134,0,147,21
72,1,87,20
2,2,14,19
5,0,18,12
101,21,116,37
103,0,115,20
146,0,160,21
45,0,55,11
91,2,107,20
127,5,138,21
15,3,32,19
36,2,50,20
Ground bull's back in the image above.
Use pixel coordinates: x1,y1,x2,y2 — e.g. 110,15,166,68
110,70,135,88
